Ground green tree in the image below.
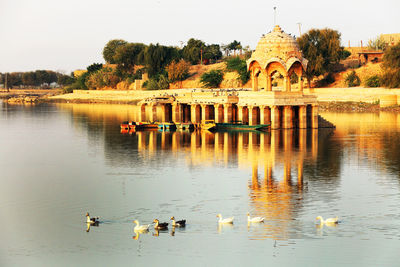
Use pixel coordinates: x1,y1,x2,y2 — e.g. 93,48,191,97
183,38,206,64
166,59,190,87
113,43,146,74
7,72,23,88
87,63,103,73
85,67,120,90
102,39,127,64
381,42,400,88
225,56,249,85
345,71,360,87
203,44,223,62
200,69,224,88
22,72,37,86
144,74,169,90
57,74,75,86
297,28,344,87
144,44,180,76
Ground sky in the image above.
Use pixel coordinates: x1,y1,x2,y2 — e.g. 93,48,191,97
0,0,399,73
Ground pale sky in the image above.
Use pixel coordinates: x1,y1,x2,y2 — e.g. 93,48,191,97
0,0,399,73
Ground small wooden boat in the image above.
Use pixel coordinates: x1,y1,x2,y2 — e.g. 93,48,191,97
120,121,136,130
201,120,216,131
215,122,269,131
135,122,158,130
175,122,194,131
157,122,177,131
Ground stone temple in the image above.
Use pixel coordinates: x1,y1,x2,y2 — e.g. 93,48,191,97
135,25,322,130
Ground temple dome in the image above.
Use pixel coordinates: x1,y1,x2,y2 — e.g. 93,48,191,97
247,25,308,71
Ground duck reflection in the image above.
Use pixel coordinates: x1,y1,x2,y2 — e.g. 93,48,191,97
133,229,149,240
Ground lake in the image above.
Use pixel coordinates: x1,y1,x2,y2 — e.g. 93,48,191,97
1,102,400,267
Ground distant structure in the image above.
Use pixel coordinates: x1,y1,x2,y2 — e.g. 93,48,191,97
247,25,308,92
380,33,400,47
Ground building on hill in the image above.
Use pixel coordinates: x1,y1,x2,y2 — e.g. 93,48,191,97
380,33,400,46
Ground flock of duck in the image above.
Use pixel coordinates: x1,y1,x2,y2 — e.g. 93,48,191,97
86,212,339,233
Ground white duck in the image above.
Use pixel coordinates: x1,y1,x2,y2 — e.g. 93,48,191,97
247,212,264,223
133,220,150,231
217,214,234,224
316,216,339,225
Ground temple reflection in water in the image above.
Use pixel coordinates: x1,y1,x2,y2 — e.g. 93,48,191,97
57,103,400,240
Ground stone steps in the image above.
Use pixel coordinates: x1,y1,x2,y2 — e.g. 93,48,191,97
318,115,336,128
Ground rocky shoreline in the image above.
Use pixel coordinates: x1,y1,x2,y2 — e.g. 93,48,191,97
318,101,400,112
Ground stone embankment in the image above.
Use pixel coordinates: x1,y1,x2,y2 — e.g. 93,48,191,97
0,89,61,103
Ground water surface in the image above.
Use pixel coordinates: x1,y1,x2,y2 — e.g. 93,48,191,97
1,102,400,266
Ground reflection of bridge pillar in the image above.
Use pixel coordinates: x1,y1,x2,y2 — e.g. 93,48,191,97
283,106,293,129
214,104,223,123
172,103,182,123
299,128,307,152
237,132,244,160
283,161,291,181
148,131,156,152
311,129,318,160
271,106,280,129
172,132,178,151
264,162,272,182
312,105,319,129
137,132,145,150
191,104,200,123
223,104,232,123
190,131,199,151
252,162,259,189
161,131,166,149
297,159,303,184
299,105,307,129
223,132,230,165
284,130,293,152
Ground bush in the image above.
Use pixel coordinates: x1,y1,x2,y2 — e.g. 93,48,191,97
225,57,249,85
365,75,381,87
144,74,169,90
317,73,335,87
345,71,360,87
85,67,120,89
381,43,400,88
200,69,224,88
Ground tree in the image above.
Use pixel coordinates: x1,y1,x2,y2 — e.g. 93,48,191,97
225,57,250,85
183,38,206,64
297,28,344,87
87,63,103,73
85,67,120,90
57,74,74,86
381,42,400,88
144,44,180,76
113,43,146,74
102,39,127,64
228,40,241,56
368,36,387,51
166,59,190,88
22,72,37,86
203,44,223,62
200,69,224,88
7,72,23,88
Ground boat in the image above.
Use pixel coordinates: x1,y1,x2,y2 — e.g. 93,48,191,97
201,120,216,131
215,122,269,131
135,122,158,130
120,121,136,130
157,122,177,131
175,122,195,131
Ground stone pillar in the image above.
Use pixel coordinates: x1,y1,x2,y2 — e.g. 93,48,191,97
265,107,271,125
248,106,254,126
266,74,272,91
252,70,258,92
311,105,319,129
191,104,200,123
223,104,232,123
284,75,291,92
238,106,244,123
172,103,182,123
298,105,307,129
298,75,303,92
283,106,293,129
201,104,210,122
161,104,167,122
260,106,265,125
184,105,190,122
214,104,222,123
139,104,146,122
149,103,156,122
270,106,280,129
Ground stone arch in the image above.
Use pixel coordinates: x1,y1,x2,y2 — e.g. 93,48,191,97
288,61,305,92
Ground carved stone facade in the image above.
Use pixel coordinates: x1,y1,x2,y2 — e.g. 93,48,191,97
247,25,308,92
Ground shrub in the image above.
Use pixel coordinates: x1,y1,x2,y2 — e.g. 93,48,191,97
381,43,400,88
144,74,169,90
317,73,335,87
365,75,381,87
166,59,190,87
345,71,360,87
225,57,250,85
85,67,120,89
200,69,224,88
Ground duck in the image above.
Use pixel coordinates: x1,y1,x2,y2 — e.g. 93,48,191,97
316,216,339,225
86,212,100,225
153,219,168,230
170,216,186,227
247,212,264,223
133,220,150,232
217,214,234,224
